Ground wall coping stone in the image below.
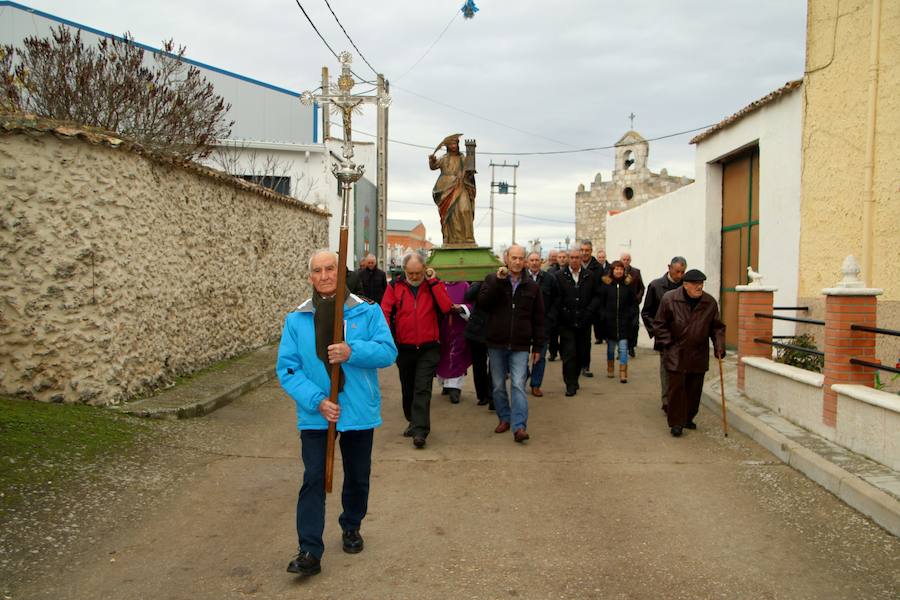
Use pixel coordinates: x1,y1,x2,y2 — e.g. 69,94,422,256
822,287,883,296
0,112,330,217
832,384,900,415
742,356,825,387
736,285,778,292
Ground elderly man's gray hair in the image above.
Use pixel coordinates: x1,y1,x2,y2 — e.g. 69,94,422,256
401,250,427,270
308,249,338,271
670,256,687,267
581,239,593,247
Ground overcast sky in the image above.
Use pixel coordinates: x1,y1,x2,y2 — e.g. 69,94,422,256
14,0,807,253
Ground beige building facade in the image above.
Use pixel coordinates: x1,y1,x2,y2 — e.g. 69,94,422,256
799,0,899,362
575,131,692,250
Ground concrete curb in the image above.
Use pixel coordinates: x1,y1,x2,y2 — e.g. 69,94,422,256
700,387,900,537
122,369,276,419
115,344,279,419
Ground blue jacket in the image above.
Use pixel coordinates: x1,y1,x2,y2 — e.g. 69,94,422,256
276,294,398,432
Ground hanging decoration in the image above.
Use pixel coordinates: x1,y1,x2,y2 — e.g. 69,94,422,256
461,0,479,20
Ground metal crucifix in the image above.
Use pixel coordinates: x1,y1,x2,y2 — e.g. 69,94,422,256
300,52,391,494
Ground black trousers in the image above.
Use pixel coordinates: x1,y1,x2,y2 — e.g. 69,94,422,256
560,325,592,388
396,345,440,437
467,339,493,403
548,332,560,359
593,317,605,344
297,428,372,559
628,316,640,351
666,371,706,428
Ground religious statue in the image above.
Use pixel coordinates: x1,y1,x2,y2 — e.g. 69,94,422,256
429,133,477,246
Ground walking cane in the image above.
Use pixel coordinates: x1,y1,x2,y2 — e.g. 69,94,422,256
717,356,729,437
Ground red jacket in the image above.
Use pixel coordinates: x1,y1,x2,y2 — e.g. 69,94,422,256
380,277,453,347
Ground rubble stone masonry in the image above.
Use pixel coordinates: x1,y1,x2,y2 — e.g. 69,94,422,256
0,126,328,404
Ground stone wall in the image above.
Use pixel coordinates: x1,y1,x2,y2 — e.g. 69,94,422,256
0,120,329,404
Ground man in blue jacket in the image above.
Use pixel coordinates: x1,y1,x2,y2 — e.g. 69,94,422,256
276,250,398,577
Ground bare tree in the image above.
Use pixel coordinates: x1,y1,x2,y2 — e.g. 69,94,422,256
209,141,319,202
0,27,232,160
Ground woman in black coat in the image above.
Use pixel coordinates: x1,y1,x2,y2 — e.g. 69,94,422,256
599,260,639,382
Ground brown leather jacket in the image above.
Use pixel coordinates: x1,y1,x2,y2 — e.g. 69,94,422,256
652,288,726,373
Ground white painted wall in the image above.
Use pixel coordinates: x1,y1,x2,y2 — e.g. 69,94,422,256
604,183,706,348
607,86,803,344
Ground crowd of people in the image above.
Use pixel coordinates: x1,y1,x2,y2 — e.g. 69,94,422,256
274,245,726,576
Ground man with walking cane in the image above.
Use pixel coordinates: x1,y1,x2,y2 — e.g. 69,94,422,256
276,250,397,577
652,269,726,437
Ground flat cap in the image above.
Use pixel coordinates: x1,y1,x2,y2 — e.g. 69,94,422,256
682,269,707,282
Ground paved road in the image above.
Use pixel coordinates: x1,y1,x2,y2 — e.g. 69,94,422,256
12,348,900,599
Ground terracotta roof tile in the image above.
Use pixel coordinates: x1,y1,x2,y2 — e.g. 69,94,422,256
690,79,802,144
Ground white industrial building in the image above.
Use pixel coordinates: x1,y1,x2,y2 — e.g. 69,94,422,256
0,0,375,263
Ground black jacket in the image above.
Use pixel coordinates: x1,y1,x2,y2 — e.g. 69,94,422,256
526,269,559,337
598,274,640,341
555,266,601,330
583,256,604,278
625,266,645,304
477,273,545,353
641,273,683,337
463,281,488,343
359,267,388,304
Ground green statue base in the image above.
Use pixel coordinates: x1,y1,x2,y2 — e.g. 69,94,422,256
427,245,502,283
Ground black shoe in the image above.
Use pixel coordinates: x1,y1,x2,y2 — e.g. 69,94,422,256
670,426,683,437
661,404,668,413
476,397,489,406
413,436,426,448
287,550,321,576
487,401,495,411
448,388,461,404
594,340,603,345
342,530,364,554
548,355,557,362
565,386,576,397
403,425,413,437
629,348,636,357
441,387,449,395
582,369,593,378
684,421,697,430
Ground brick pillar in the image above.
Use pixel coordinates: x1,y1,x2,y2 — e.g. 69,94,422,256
821,256,882,428
736,285,777,392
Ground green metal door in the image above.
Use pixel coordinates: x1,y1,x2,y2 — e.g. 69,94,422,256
720,147,760,348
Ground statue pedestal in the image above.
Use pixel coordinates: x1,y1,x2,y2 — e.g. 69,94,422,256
427,246,502,283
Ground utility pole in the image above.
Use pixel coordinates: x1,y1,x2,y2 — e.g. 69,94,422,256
376,74,389,270
321,67,330,139
489,161,520,249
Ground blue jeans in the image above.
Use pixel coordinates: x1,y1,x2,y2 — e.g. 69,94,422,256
488,348,529,431
607,338,629,365
297,429,373,559
530,341,549,388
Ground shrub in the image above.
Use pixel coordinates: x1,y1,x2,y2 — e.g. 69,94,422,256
775,333,824,373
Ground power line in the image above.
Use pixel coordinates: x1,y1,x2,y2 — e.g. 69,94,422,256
353,124,715,156
387,200,574,226
394,10,460,81
322,0,379,76
292,0,368,81
391,83,576,148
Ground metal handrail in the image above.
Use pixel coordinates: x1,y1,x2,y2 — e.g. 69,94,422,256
754,313,825,326
772,306,810,311
850,324,900,338
849,358,900,376
753,337,825,356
